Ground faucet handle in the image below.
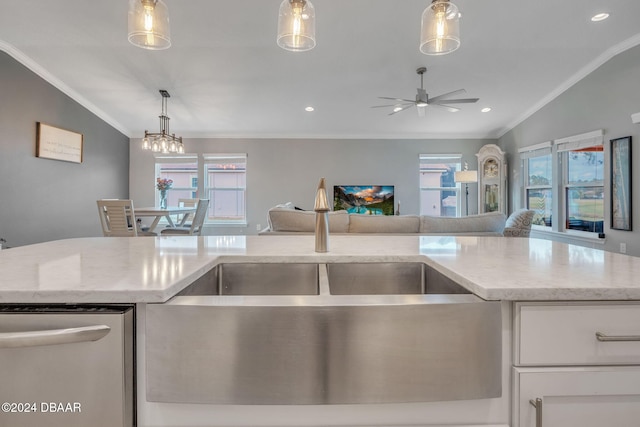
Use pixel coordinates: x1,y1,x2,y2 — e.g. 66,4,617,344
314,178,330,212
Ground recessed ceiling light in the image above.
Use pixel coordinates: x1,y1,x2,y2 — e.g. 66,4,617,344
591,13,609,22
481,107,492,113
305,106,315,112
393,106,403,112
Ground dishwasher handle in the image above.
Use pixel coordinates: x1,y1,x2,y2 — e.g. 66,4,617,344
0,324,111,348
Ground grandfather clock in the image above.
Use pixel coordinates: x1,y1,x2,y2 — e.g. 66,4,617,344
476,144,507,215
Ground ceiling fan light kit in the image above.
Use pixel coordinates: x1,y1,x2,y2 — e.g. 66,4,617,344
421,0,461,55
277,0,316,52
128,0,172,50
141,90,185,154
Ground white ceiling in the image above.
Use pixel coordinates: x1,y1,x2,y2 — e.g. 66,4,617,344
1,0,639,139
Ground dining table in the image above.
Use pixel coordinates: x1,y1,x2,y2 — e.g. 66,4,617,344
135,206,198,233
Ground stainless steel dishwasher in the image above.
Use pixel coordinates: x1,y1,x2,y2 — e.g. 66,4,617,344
0,305,134,427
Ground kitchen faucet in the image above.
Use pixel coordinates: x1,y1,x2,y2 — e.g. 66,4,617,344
314,177,330,252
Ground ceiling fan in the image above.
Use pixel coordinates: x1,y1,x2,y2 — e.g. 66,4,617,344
373,67,479,116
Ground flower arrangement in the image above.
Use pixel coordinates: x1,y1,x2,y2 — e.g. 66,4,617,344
156,178,173,191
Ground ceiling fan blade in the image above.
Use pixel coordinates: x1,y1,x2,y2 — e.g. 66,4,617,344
379,97,416,103
428,89,467,104
417,105,426,117
388,104,415,115
429,104,460,113
371,103,413,109
432,98,480,104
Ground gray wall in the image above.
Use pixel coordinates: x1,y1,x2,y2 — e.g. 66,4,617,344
130,138,493,235
499,44,640,256
0,51,130,248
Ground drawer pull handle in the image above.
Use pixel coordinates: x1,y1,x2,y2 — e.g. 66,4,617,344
595,332,640,342
0,325,111,348
529,398,542,427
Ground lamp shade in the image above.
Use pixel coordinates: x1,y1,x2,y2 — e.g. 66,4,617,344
277,0,316,52
128,0,171,50
454,170,478,183
420,0,460,55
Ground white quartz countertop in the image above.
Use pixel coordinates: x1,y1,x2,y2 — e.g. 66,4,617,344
0,235,639,303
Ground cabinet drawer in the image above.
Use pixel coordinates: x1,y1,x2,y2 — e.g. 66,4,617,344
515,302,640,366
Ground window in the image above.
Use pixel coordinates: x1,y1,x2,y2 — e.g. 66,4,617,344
520,143,552,228
561,145,604,233
520,130,604,237
419,155,462,217
203,154,247,223
155,155,199,207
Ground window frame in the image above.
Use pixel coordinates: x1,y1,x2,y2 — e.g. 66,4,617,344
202,153,247,225
419,154,462,217
558,143,605,236
520,142,553,230
154,154,199,210
520,130,605,239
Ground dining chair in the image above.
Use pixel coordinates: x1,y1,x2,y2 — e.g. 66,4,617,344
177,198,199,226
97,199,156,237
161,199,209,236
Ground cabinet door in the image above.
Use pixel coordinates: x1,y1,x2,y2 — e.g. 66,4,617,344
513,367,640,427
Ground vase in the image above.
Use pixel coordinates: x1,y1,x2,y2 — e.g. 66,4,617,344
160,190,167,209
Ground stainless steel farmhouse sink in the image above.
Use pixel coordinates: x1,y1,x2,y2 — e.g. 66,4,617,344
175,262,320,296
146,262,501,405
326,262,470,295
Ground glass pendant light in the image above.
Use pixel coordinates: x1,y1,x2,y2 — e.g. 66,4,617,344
420,0,460,55
277,0,316,52
128,0,171,50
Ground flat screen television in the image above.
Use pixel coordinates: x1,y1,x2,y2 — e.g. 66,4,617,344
333,185,394,216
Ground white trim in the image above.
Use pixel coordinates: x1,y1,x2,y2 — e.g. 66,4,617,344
154,154,198,163
203,153,247,160
554,129,603,145
0,40,129,137
499,33,640,138
519,141,552,160
555,129,604,152
518,141,552,153
531,228,605,246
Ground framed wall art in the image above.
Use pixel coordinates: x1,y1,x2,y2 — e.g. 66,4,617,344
610,136,632,231
36,122,84,164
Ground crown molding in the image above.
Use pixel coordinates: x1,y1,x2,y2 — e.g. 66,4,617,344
0,40,130,137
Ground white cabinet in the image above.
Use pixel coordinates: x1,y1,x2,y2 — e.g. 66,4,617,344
514,367,640,427
513,302,640,427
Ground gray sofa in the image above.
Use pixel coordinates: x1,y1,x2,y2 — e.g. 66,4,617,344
260,207,534,237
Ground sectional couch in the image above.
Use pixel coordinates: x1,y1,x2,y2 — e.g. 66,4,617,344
260,206,534,237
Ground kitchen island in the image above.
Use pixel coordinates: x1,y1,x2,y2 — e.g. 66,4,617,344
1,235,639,427
2,235,640,303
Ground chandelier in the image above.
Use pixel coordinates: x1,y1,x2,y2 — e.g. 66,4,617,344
277,0,316,52
420,0,461,55
128,0,171,50
141,90,185,154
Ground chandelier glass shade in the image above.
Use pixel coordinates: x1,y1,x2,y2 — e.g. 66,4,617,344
128,0,171,50
277,0,316,52
420,0,460,55
141,90,184,154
